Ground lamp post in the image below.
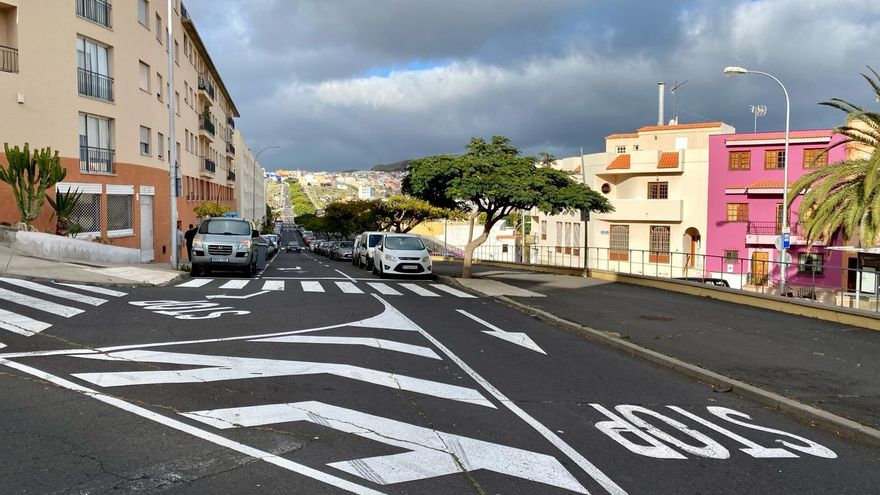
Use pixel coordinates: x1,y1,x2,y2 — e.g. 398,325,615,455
252,145,279,226
724,66,791,296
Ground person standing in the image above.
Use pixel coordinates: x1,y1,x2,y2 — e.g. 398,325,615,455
176,224,185,261
184,224,197,262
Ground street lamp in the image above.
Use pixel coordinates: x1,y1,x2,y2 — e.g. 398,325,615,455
252,145,280,226
724,66,791,296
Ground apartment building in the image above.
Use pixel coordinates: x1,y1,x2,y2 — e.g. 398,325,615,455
0,0,245,262
706,130,847,292
233,133,266,226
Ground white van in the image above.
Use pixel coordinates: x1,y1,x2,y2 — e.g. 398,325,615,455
372,233,432,277
355,231,385,270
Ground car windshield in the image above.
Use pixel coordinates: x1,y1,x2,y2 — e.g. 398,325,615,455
384,236,424,250
339,241,353,248
368,234,382,247
200,220,251,236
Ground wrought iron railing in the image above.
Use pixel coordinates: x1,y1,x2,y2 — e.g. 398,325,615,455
226,141,235,154
79,146,115,174
227,170,236,181
200,115,215,136
201,157,216,173
197,73,215,100
77,67,114,101
746,221,801,236
76,0,112,28
1,45,19,73
227,116,235,128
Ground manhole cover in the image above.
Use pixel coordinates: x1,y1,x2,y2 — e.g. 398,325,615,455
639,315,675,321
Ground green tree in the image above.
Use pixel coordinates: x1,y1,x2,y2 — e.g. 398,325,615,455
0,143,66,228
193,200,232,218
323,200,376,239
373,195,462,233
789,66,880,245
287,179,317,216
298,213,332,240
404,136,612,277
46,188,83,236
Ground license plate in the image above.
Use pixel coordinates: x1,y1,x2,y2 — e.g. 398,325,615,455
401,265,418,270
210,257,229,262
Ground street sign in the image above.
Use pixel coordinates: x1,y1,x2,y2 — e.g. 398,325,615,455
779,252,792,264
782,232,790,249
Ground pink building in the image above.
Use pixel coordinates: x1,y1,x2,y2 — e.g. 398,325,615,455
706,130,847,294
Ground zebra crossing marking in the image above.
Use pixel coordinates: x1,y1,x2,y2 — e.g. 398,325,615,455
400,283,440,297
366,282,402,296
430,284,476,298
219,280,250,290
262,280,285,291
56,283,128,297
0,288,85,318
301,281,324,292
335,282,363,294
0,278,107,306
0,308,52,336
177,278,213,288
174,278,477,298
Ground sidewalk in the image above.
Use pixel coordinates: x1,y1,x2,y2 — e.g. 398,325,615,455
0,245,182,286
434,261,880,437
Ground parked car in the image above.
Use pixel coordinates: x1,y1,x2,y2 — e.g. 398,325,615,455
351,234,362,265
323,241,341,257
355,231,385,270
263,236,279,257
331,241,354,261
372,233,432,278
674,277,731,287
285,241,302,253
190,217,259,277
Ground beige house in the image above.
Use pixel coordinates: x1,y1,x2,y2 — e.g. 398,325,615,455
0,0,255,262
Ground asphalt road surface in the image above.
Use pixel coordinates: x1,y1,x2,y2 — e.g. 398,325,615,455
0,230,878,494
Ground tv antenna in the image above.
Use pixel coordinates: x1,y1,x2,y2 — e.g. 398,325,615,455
750,104,767,133
670,80,687,124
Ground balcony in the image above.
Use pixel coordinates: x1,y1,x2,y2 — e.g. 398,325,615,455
227,116,235,129
0,45,17,73
744,221,816,245
197,73,215,104
227,169,236,182
77,67,114,101
79,146,115,174
200,157,216,176
226,141,235,156
199,115,215,140
594,198,683,223
599,149,695,176
76,0,112,28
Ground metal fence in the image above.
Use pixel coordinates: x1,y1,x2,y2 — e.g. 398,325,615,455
79,146,114,174
76,0,112,28
77,67,114,101
0,45,17,73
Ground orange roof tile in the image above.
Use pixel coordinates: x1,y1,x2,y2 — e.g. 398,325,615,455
726,130,833,142
605,133,639,140
607,154,631,170
637,121,725,132
747,179,785,190
657,152,679,169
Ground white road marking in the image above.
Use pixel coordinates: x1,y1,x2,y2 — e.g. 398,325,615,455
456,309,547,355
334,269,357,282
372,295,626,495
184,401,587,493
366,283,401,296
219,280,250,289
176,278,213,288
0,278,107,306
399,283,440,297
261,280,285,291
72,350,493,408
335,282,363,294
430,284,476,298
301,281,324,292
56,283,128,297
0,288,84,318
0,308,52,336
0,359,386,495
276,267,302,271
205,291,269,300
253,336,441,360
0,343,5,349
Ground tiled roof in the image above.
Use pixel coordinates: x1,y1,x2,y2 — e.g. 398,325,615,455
747,179,785,189
606,154,631,170
605,133,639,140
637,122,725,132
725,130,833,142
657,152,679,169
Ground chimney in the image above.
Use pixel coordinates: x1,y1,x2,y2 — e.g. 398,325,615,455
658,82,665,126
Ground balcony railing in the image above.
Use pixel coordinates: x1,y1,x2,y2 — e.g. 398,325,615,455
746,221,801,236
227,170,236,181
76,0,112,28
1,45,18,73
201,157,216,174
227,116,235,129
197,73,215,100
77,67,114,101
200,115,215,136
226,141,235,155
79,146,115,174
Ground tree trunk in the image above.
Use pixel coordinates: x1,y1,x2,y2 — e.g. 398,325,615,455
462,227,490,279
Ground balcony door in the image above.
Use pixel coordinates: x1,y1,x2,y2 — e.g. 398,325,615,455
79,114,112,173
77,37,112,100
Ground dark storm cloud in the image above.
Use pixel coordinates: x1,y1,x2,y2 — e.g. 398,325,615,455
183,0,880,171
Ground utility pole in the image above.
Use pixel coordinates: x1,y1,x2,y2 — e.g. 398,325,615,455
166,0,178,268
581,147,588,276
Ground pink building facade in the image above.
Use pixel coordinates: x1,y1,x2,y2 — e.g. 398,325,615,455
706,130,847,293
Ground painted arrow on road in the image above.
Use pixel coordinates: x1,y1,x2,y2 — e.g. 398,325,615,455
276,267,302,271
456,309,546,355
205,291,270,300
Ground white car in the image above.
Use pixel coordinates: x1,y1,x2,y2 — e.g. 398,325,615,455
372,233,432,277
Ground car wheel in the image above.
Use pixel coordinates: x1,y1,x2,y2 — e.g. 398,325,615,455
378,263,387,279
372,261,379,276
191,264,202,277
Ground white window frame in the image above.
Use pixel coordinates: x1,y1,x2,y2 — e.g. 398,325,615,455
138,60,150,93
138,0,149,28
157,131,164,160
106,185,135,238
140,126,151,155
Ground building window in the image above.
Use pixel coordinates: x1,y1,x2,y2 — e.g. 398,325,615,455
555,222,562,253
798,252,824,275
107,192,134,236
728,151,751,170
139,126,151,155
138,61,150,92
648,182,668,199
649,225,670,263
77,0,112,28
76,36,113,101
155,13,162,43
79,114,113,174
138,0,149,27
564,222,572,254
157,132,164,159
724,250,739,263
175,91,180,114
632,145,640,151
616,145,626,154
573,223,581,256
609,225,629,261
156,73,163,101
174,40,180,64
184,81,189,103
803,148,828,169
540,220,547,240
726,203,748,222
70,192,102,236
764,150,785,170
184,35,191,57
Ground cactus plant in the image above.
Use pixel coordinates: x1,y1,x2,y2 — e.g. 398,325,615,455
0,143,67,227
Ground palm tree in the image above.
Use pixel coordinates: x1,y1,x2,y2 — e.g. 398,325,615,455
46,188,83,236
789,66,880,246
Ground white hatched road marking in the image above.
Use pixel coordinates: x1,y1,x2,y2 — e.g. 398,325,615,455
56,283,128,297
301,281,324,292
430,284,476,298
0,278,107,306
0,308,52,336
366,282,402,296
219,280,250,290
261,280,285,291
400,283,440,297
0,288,84,318
335,282,363,294
177,278,213,288
252,335,441,360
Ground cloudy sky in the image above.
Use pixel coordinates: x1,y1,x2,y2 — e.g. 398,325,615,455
185,0,880,171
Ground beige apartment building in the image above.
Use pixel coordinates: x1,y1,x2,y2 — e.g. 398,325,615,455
0,0,257,262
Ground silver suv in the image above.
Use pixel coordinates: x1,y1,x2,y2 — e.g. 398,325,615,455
191,218,259,276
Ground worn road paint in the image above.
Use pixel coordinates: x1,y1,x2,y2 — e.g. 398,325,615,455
615,405,729,459
335,269,358,282
666,406,798,458
336,282,363,294
399,284,440,297
71,350,494,407
301,281,324,292
430,284,476,298
0,288,84,318
0,308,52,336
456,309,546,355
0,278,108,306
205,291,269,300
129,300,249,319
276,267,302,271
365,283,402,296
253,335,442,360
218,280,250,290
184,400,587,493
261,280,285,291
56,283,128,297
0,359,387,495
176,279,213,288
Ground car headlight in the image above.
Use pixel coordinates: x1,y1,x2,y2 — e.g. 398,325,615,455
238,239,252,250
385,253,397,262
192,238,203,249
421,255,430,263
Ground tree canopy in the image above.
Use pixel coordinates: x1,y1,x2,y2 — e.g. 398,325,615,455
373,195,461,233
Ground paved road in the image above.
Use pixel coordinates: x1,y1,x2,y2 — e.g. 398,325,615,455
0,232,878,494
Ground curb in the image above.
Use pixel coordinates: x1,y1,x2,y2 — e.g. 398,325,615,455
435,274,880,447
